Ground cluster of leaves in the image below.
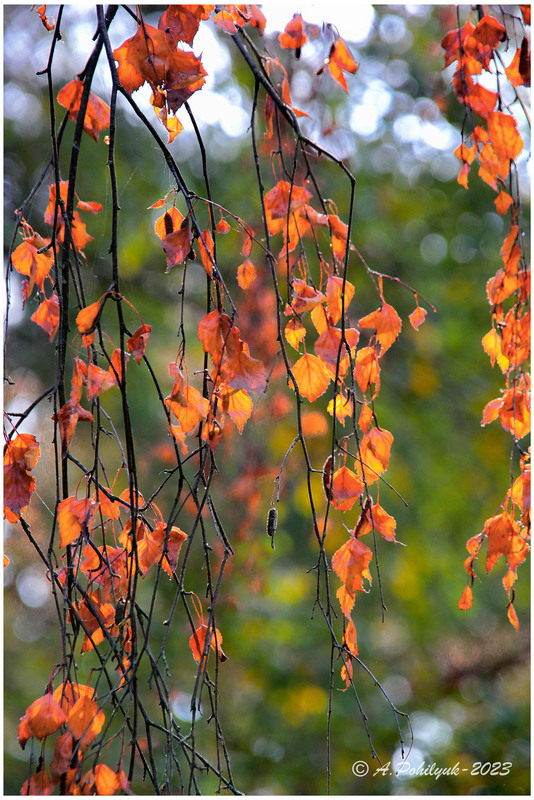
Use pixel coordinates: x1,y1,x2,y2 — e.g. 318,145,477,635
442,8,530,627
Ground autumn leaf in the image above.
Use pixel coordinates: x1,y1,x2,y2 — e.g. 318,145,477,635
198,228,215,276
354,427,394,484
487,111,523,161
57,496,98,547
67,695,105,747
287,278,326,315
323,38,358,92
332,536,373,598
285,318,307,350
220,385,253,433
189,624,228,664
4,433,40,521
113,24,171,94
154,206,183,239
357,500,397,541
359,303,402,354
76,301,100,334
165,384,210,433
220,344,268,394
354,346,381,396
409,305,427,331
264,181,311,236
330,466,364,511
158,4,212,46
458,585,473,610
35,4,55,31
17,693,67,749
127,324,152,363
50,732,76,784
198,310,236,366
57,79,110,141
53,400,93,458
291,353,330,401
279,14,307,53
11,234,54,298
31,293,60,341
151,523,188,576
237,258,257,289
325,275,355,324
162,224,194,271
165,49,207,112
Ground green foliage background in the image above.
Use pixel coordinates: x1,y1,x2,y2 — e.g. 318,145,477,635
4,5,530,795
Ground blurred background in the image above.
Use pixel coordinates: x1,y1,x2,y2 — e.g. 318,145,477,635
4,4,530,795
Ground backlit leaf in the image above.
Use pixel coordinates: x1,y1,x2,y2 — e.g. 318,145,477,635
291,353,330,401
332,536,373,596
18,693,66,748
237,258,257,289
189,624,228,663
57,496,98,547
330,466,364,511
127,323,152,363
162,225,194,271
57,79,110,141
67,695,105,747
220,345,268,394
31,293,60,341
359,303,402,354
409,305,427,331
279,14,307,51
324,38,358,92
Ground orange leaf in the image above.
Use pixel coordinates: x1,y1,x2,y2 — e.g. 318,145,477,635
332,536,373,596
113,24,171,94
330,466,364,511
158,5,212,46
354,427,394,485
35,4,55,31
487,110,523,161
315,325,359,366
165,384,210,433
86,362,118,400
94,764,122,796
197,310,236,366
18,693,67,748
409,305,427,331
359,303,402,355
325,275,355,324
358,501,397,541
325,38,358,92
285,318,306,350
57,79,110,141
189,623,228,663
291,353,330,401
354,346,381,396
21,769,55,795
11,236,54,297
287,278,326,315
220,385,253,433
127,323,151,363
57,496,98,547
507,602,519,631
237,258,257,289
458,585,473,610
76,301,100,334
343,617,358,656
165,49,207,112
151,523,188,576
216,217,231,234
198,229,215,276
67,696,105,747
154,206,183,239
278,14,307,51
264,180,311,237
220,345,267,394
31,293,60,341
3,434,40,520
50,732,76,783
162,225,193,271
